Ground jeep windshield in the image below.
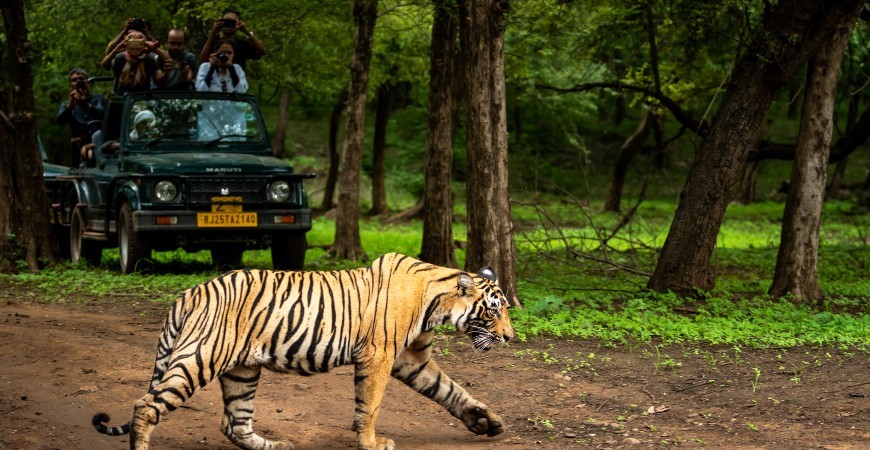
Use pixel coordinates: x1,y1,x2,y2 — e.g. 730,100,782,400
126,97,264,147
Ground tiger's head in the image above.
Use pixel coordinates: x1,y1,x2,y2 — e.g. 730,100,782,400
449,267,514,351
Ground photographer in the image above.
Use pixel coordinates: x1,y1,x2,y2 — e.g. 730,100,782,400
157,29,197,90
199,8,265,70
102,30,168,93
105,17,153,56
196,39,247,93
56,68,105,167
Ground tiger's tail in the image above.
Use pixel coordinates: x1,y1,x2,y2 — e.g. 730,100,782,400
92,412,130,435
92,294,190,437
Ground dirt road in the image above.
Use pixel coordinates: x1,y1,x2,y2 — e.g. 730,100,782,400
0,297,866,449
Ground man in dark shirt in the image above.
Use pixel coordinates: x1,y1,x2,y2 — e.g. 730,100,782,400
199,7,266,70
159,28,197,90
56,68,105,167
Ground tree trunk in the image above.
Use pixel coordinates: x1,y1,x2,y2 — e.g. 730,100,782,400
0,0,55,273
420,0,458,268
330,0,377,260
271,87,291,158
827,156,848,199
369,81,392,216
648,0,865,295
458,0,518,305
735,160,760,205
321,90,347,211
768,8,858,302
604,111,654,212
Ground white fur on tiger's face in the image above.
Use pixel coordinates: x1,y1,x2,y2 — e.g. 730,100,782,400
92,253,513,450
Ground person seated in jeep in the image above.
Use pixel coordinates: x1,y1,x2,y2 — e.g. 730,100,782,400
129,110,158,140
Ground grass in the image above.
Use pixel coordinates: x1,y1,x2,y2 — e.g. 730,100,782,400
2,196,867,350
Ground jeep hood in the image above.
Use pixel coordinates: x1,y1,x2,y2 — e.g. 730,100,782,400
124,152,293,174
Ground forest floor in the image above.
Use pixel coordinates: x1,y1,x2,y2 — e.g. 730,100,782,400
0,289,867,449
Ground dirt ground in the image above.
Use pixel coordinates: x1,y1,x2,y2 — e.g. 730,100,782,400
0,290,867,450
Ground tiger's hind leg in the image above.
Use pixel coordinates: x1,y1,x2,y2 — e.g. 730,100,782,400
220,366,294,450
391,332,504,437
129,366,212,450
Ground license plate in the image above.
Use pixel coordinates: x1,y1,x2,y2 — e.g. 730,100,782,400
197,212,257,227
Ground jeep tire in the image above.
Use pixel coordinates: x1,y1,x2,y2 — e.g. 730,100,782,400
70,206,102,266
211,246,245,271
118,203,151,273
271,232,307,271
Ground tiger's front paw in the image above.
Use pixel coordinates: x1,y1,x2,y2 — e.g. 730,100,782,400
462,405,504,437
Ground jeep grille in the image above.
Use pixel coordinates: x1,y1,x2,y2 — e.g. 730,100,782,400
188,179,264,203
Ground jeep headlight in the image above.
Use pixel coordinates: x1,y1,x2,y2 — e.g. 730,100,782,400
154,180,178,202
268,180,290,202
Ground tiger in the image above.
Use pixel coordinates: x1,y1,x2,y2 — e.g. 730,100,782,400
92,252,514,450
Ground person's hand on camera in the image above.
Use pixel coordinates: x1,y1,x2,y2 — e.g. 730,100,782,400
180,63,192,81
210,19,225,35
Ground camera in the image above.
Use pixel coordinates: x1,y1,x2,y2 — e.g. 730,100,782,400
222,18,237,29
127,39,145,51
131,17,146,31
75,79,87,92
217,51,229,64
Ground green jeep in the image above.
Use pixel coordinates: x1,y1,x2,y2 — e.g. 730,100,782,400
46,90,314,273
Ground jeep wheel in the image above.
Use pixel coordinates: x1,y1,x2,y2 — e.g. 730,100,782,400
271,233,307,271
70,206,101,266
118,203,151,273
211,247,244,271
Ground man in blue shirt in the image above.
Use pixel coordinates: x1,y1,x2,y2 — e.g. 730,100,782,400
56,68,105,167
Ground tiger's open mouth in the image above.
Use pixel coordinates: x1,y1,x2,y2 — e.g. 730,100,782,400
466,322,503,351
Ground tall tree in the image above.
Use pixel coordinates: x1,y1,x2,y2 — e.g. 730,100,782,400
330,0,377,260
271,87,291,158
768,7,860,301
322,90,347,211
648,0,865,295
420,0,459,268
0,0,55,272
369,80,392,216
458,0,518,305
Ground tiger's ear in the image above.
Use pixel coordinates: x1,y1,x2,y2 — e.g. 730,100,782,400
457,273,474,292
478,266,497,283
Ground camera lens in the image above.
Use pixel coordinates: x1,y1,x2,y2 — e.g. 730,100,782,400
218,52,229,64
76,80,86,91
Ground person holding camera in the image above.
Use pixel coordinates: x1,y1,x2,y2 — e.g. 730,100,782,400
158,29,197,90
199,8,265,70
56,68,105,167
105,17,154,56
103,30,168,93
196,39,248,93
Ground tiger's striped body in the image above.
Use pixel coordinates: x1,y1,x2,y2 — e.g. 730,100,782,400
93,253,513,450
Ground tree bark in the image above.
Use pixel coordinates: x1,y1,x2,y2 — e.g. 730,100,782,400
768,7,859,302
420,0,458,268
648,0,865,295
271,87,291,158
321,90,347,211
369,81,392,216
0,0,56,272
604,111,654,212
458,0,518,305
330,0,377,260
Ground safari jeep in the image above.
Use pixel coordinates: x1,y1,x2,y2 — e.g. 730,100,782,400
45,90,314,273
